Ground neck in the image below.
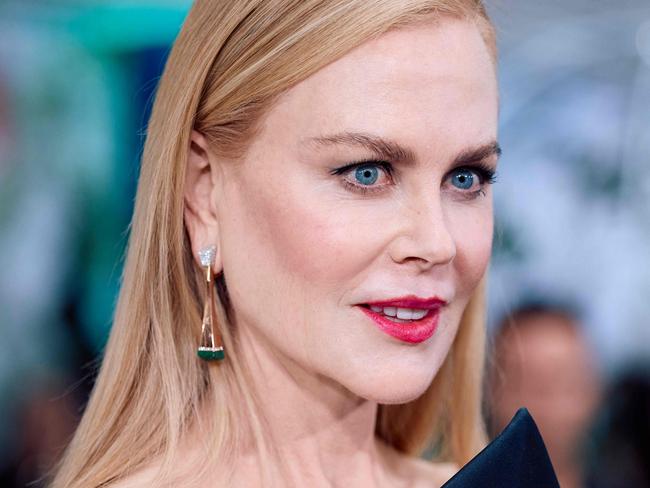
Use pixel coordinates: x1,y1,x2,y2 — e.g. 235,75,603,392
231,324,392,486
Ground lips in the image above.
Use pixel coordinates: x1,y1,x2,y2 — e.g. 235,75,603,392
358,305,441,343
364,295,447,309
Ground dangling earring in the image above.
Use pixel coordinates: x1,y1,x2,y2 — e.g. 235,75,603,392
197,245,225,361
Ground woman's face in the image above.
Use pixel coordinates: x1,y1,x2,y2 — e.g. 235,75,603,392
202,18,498,403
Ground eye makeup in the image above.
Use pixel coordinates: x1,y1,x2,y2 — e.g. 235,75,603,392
329,158,497,198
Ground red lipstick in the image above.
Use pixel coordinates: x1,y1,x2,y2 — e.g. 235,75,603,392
357,295,446,344
365,295,447,309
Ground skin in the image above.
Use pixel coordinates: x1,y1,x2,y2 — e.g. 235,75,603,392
182,16,498,487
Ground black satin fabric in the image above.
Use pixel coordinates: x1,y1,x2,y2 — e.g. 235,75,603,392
442,407,560,487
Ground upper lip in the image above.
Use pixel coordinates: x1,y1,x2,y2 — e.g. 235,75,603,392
362,295,447,310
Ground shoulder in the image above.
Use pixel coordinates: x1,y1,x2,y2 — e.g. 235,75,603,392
403,456,460,487
376,439,459,487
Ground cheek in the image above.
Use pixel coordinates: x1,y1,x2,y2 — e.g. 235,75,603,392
237,168,386,289
219,169,380,333
447,200,493,296
251,194,370,286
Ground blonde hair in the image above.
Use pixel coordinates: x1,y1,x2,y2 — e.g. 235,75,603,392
53,1,496,486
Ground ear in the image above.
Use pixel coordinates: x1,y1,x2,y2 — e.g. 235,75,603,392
184,130,223,273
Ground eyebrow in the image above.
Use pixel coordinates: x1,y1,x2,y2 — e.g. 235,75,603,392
302,131,501,167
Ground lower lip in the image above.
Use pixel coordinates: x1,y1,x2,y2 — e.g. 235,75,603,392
358,306,441,344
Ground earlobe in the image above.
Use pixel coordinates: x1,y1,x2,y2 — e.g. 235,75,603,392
184,130,223,273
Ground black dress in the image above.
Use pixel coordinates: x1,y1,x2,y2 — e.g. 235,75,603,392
442,408,560,487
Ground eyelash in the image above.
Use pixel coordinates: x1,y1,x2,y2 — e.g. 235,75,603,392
330,159,498,198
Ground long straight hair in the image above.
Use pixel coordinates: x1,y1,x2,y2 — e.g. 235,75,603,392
53,1,496,486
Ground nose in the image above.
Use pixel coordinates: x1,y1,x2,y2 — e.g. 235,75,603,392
388,195,456,271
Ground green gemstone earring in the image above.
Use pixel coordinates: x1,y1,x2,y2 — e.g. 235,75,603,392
197,245,225,361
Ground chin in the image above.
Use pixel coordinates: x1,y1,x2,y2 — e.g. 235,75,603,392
345,365,438,405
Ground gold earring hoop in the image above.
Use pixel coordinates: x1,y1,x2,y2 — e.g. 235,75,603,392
197,245,225,361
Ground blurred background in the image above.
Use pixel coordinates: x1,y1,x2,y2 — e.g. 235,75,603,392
0,0,648,486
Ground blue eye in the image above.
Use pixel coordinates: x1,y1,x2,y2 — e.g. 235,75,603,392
331,160,495,197
330,160,393,195
450,168,475,190
354,164,379,185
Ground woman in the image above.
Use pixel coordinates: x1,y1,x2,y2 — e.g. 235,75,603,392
53,1,556,486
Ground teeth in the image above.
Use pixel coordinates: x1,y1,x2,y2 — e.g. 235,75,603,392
368,305,428,320
396,308,414,320
411,309,428,320
383,307,397,317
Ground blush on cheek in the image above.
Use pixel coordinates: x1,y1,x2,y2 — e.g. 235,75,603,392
244,185,381,286
450,209,493,294
236,184,335,284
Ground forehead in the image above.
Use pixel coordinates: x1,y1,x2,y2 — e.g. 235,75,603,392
254,16,497,158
